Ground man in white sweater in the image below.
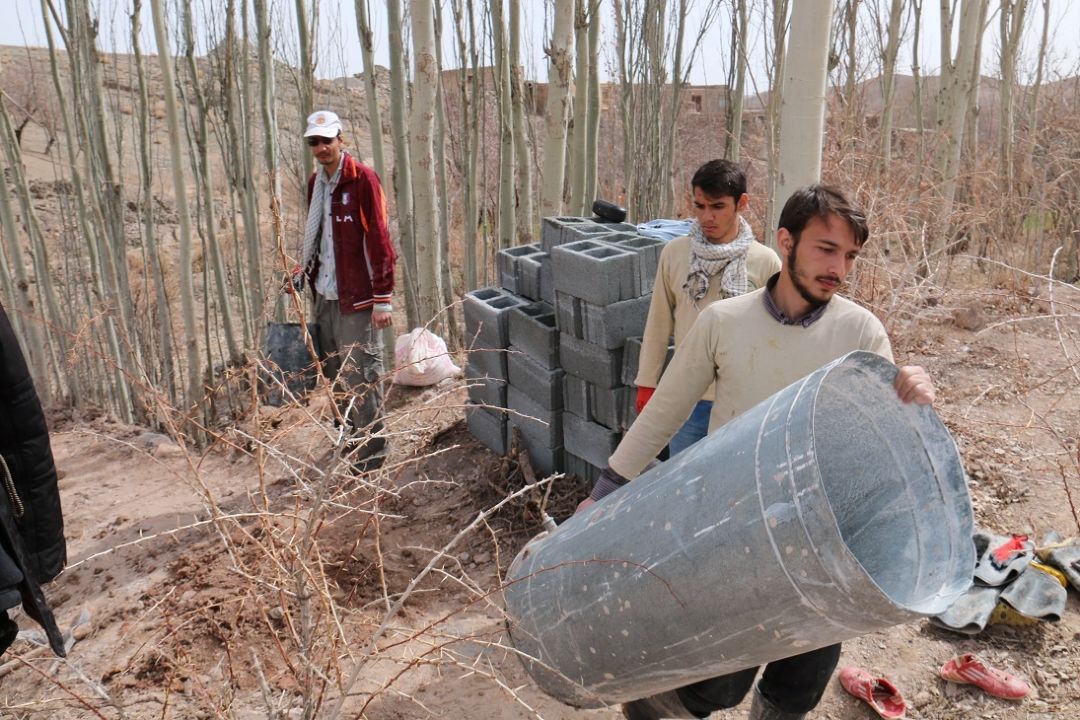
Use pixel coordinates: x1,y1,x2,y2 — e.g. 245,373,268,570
580,186,935,720
634,160,780,455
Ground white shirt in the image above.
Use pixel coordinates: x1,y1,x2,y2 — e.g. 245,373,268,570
314,162,343,299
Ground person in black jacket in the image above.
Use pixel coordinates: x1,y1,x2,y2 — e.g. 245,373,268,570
0,302,66,657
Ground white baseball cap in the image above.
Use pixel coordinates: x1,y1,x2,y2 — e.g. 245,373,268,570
304,110,343,138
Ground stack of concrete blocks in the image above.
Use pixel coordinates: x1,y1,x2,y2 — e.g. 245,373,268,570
546,217,666,485
464,217,667,486
465,240,561,474
463,287,527,457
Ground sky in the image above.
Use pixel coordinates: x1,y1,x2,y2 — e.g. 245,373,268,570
2,1,1078,91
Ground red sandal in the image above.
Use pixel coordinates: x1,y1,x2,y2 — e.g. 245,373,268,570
939,653,1030,700
838,667,907,719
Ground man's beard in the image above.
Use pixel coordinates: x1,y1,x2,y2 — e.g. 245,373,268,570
787,243,836,310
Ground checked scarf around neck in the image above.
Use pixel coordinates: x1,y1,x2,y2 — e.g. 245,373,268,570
301,153,345,271
683,216,755,305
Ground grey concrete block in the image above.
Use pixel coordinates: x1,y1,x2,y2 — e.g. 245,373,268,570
509,425,564,477
559,333,624,389
509,302,559,368
541,216,608,252
563,220,616,247
563,374,589,419
593,221,638,234
622,336,642,386
466,344,509,382
464,362,507,409
590,384,636,431
466,404,508,456
541,216,580,252
464,287,529,347
539,255,554,304
497,243,545,295
563,412,621,468
507,346,564,410
555,291,583,338
507,387,563,449
565,452,600,486
622,336,676,386
516,250,551,301
581,294,652,349
551,240,638,305
600,233,666,295
464,287,528,378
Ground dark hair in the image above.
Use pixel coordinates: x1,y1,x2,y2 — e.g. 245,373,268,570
777,184,869,246
691,159,747,200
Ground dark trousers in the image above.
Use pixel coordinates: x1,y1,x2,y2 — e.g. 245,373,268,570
313,295,386,462
676,644,842,716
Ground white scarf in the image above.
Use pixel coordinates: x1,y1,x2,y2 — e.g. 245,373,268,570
300,153,344,270
683,216,754,305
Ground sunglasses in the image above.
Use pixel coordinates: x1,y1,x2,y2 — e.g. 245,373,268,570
307,135,337,147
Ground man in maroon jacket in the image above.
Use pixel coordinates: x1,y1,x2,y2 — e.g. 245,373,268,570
300,110,397,471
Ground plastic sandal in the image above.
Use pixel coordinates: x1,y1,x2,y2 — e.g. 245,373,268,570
838,667,907,719
939,653,1030,699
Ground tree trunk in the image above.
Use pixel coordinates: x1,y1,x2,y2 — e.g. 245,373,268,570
449,0,479,290
878,0,905,172
569,0,590,216
180,2,241,366
998,0,1029,191
724,0,748,162
935,0,985,253
253,0,284,326
583,2,602,208
408,0,443,326
387,0,420,329
150,0,202,418
491,0,516,248
1022,0,1050,180
354,0,387,180
294,0,315,181
540,0,576,218
510,0,534,242
911,0,927,195
765,0,791,238
775,0,834,208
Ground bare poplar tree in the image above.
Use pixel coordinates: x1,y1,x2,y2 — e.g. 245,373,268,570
129,0,176,401
934,0,986,252
910,0,927,193
295,0,315,180
1022,0,1050,179
998,0,1030,190
568,0,591,216
613,0,721,220
150,0,203,416
540,0,576,218
724,0,748,162
409,0,444,326
875,0,906,172
450,0,481,289
491,0,516,248
354,0,386,179
387,0,420,329
764,0,791,237
509,0,534,241
775,0,834,206
582,4,601,207
180,2,242,365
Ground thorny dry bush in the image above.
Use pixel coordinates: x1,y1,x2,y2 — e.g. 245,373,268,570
0,311,591,719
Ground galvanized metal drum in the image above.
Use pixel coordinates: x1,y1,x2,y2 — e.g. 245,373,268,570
503,351,974,708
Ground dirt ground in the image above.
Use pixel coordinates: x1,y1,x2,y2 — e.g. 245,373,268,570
2,267,1080,720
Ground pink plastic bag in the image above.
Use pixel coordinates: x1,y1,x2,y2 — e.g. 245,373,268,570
392,327,461,386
